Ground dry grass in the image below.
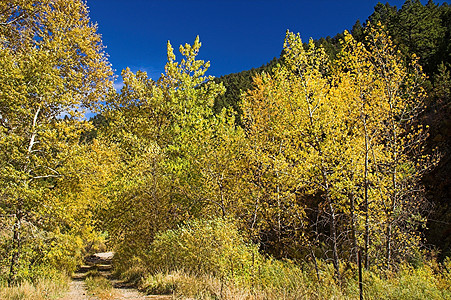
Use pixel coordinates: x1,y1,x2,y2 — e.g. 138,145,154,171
137,259,451,300
85,275,118,300
140,270,254,299
0,275,68,300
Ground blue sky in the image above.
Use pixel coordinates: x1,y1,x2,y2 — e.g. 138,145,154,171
86,0,436,87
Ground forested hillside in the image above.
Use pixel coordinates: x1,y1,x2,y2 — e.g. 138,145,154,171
1,0,450,299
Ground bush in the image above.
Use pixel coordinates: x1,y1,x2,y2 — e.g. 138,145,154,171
146,218,262,284
143,218,348,299
139,272,179,295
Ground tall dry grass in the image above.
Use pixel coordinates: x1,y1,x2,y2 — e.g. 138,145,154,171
0,274,68,300
138,260,451,300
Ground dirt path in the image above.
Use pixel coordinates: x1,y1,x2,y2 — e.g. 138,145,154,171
60,279,90,300
60,252,171,300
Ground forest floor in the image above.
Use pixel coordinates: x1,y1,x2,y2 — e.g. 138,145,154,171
60,252,171,300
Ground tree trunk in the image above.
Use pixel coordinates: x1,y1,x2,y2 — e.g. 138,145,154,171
349,192,358,265
386,220,392,268
387,159,397,269
329,201,340,278
8,107,41,285
310,245,321,282
320,162,340,278
363,117,370,269
387,106,397,269
8,210,22,286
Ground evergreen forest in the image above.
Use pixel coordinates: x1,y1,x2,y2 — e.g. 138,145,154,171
0,0,450,299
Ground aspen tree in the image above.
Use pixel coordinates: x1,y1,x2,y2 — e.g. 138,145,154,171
242,32,351,275
0,0,112,283
333,31,386,268
334,25,429,268
366,24,428,268
102,37,237,264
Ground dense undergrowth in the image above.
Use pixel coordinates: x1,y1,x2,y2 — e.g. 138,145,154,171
114,218,451,300
136,264,451,300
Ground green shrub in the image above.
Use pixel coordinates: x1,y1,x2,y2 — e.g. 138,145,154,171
364,262,451,300
117,264,147,286
147,218,262,284
139,272,178,295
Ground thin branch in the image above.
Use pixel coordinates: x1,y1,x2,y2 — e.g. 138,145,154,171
27,106,41,154
31,174,61,180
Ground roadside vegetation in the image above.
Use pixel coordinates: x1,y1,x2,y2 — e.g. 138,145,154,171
124,218,451,300
0,272,68,300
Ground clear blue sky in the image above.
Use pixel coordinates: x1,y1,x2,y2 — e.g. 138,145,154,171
86,0,432,86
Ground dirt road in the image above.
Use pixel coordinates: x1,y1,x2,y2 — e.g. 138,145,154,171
60,252,171,300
